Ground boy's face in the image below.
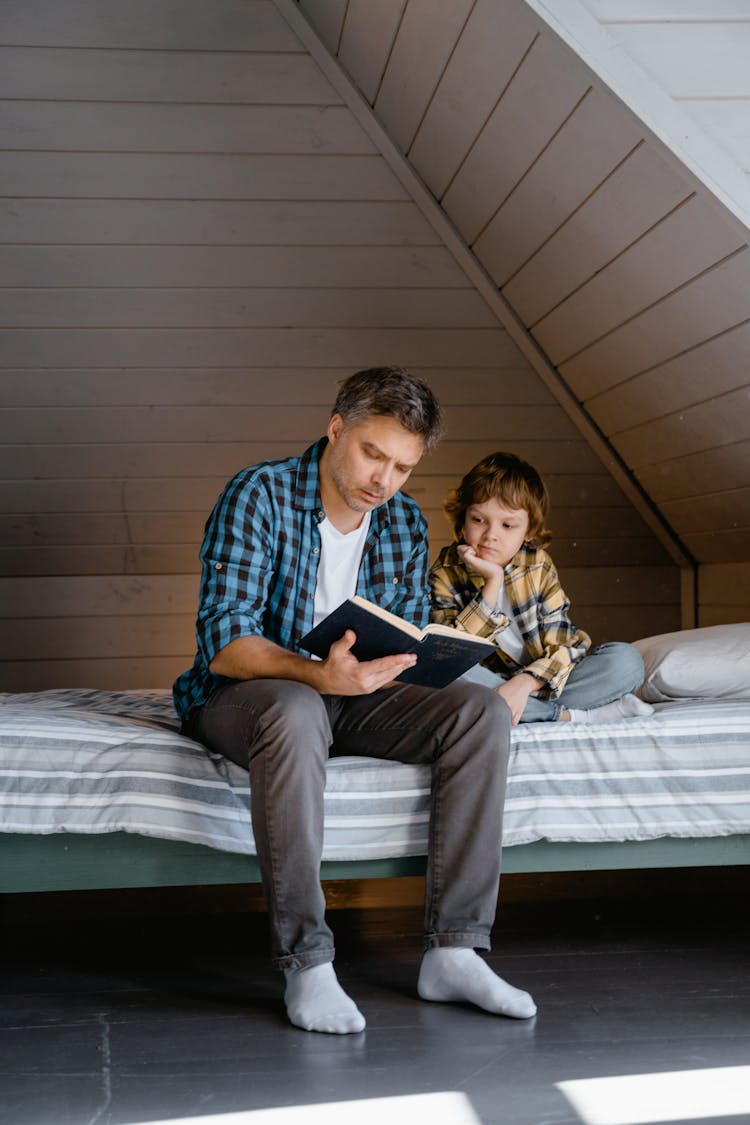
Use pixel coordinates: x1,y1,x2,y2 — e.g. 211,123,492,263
462,497,530,569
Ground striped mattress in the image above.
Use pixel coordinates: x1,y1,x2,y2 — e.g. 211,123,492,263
1,689,749,861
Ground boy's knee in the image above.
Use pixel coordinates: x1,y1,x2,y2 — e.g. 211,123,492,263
595,641,645,689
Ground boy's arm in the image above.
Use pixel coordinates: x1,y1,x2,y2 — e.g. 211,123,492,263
495,672,542,725
521,558,591,697
429,553,510,640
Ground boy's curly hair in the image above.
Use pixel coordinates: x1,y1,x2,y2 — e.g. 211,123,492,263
443,451,552,549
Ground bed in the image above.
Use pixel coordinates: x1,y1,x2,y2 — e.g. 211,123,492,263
3,623,750,896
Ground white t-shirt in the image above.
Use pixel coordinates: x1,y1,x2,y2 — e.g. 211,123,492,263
492,582,527,662
313,512,371,629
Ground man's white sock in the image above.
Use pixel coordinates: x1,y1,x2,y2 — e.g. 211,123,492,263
284,962,366,1034
568,692,654,725
418,947,536,1019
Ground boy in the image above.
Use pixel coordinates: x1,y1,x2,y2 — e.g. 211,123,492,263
429,451,654,726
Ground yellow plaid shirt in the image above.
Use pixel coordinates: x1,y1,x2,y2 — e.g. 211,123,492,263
428,542,591,698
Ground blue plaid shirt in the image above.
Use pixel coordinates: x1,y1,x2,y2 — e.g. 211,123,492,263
173,437,431,719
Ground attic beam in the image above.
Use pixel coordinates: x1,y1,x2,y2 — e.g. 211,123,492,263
275,0,697,626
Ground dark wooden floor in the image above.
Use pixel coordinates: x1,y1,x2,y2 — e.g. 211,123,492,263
2,874,749,1125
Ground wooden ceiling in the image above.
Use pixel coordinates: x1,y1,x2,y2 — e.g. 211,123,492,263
295,0,750,569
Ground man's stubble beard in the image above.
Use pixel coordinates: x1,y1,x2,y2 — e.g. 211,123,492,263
326,453,385,514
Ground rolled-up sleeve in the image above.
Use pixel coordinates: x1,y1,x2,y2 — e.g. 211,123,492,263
195,473,273,668
429,551,510,643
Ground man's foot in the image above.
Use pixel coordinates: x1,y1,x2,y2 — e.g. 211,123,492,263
568,692,654,725
417,947,536,1019
284,962,366,1034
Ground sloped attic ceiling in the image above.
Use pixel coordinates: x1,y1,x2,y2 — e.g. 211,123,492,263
291,0,750,574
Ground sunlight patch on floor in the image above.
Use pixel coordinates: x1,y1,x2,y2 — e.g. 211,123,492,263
134,1090,482,1125
558,1065,750,1125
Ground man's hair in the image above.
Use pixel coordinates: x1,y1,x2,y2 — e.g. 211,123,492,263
332,367,444,453
443,451,552,548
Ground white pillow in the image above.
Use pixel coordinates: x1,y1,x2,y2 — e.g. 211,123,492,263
633,623,750,702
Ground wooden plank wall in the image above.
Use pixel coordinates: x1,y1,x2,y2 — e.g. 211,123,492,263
297,0,750,630
0,0,680,692
699,564,750,627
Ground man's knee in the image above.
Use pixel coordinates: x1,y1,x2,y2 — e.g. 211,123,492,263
252,679,329,740
196,679,330,766
442,680,511,744
248,685,333,772
454,679,509,715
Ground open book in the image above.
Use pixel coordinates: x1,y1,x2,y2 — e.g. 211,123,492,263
299,595,494,688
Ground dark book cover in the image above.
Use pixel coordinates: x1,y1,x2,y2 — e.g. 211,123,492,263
396,630,494,688
299,598,494,689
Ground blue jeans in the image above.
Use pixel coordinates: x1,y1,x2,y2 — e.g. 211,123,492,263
462,641,646,722
183,678,511,970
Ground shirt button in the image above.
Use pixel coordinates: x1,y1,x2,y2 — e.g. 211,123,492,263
309,593,314,600
392,577,399,584
215,563,223,571
313,547,319,554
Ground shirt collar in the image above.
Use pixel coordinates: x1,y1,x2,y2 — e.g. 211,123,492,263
292,435,393,534
293,437,326,515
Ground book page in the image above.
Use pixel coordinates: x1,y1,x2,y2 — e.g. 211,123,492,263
350,595,422,639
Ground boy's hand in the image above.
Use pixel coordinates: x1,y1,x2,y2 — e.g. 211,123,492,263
457,543,504,613
495,673,539,726
317,630,417,695
457,543,504,581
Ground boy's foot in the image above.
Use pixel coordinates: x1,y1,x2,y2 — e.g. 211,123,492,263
284,962,366,1034
568,692,654,725
417,947,536,1019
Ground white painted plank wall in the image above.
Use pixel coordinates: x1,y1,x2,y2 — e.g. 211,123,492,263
580,0,750,171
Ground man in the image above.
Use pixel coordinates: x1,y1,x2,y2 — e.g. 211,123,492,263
174,367,536,1034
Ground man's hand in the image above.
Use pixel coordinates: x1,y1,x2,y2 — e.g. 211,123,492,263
209,631,416,695
495,672,539,726
315,630,417,695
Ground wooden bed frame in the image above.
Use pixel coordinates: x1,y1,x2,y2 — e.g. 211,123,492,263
3,831,750,894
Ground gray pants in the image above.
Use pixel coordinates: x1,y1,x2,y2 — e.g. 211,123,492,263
184,679,511,971
463,641,646,722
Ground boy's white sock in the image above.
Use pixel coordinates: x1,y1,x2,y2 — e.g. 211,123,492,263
284,962,366,1034
568,692,654,725
417,947,536,1019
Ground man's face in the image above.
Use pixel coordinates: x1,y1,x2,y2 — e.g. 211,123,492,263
323,412,424,516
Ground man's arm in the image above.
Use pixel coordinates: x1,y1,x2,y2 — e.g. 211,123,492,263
210,631,417,696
